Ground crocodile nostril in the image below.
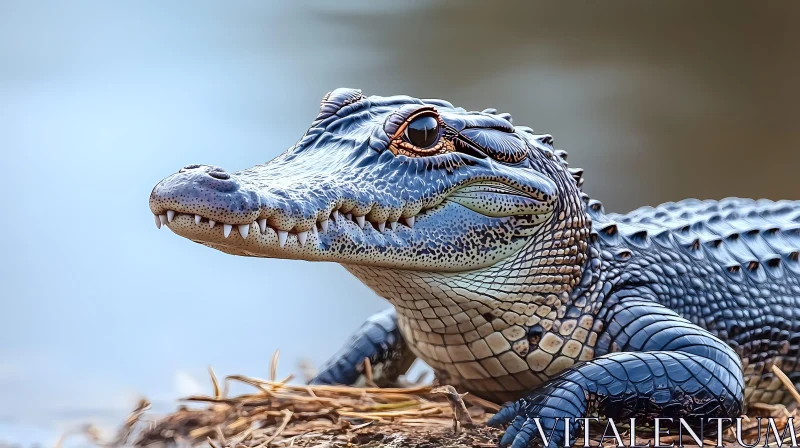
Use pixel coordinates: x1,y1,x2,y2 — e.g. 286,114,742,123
208,169,231,180
179,164,204,173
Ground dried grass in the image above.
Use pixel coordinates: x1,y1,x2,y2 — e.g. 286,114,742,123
62,352,800,448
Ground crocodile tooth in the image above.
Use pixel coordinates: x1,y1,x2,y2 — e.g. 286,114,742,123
297,231,308,246
346,213,353,221
405,216,415,228
356,215,365,229
320,219,329,232
238,224,250,239
332,210,339,221
390,221,397,231
311,225,317,235
377,222,386,232
257,219,267,234
223,224,233,238
209,220,216,228
154,214,162,229
167,210,176,223
277,230,288,247
195,214,202,225
159,215,168,226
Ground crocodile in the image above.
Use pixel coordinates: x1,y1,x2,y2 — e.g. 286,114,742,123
149,88,800,447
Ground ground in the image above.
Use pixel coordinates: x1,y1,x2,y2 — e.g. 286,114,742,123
62,353,800,448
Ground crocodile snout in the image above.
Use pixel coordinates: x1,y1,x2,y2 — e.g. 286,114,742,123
149,164,262,236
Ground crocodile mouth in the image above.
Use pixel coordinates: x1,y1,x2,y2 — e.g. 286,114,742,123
150,163,555,268
150,200,449,259
152,179,551,249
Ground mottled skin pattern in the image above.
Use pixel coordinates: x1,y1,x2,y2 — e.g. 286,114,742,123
150,89,800,447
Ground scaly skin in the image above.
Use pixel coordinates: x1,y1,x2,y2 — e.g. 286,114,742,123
150,89,800,447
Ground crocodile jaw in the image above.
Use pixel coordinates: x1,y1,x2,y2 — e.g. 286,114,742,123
149,163,555,271
154,200,548,271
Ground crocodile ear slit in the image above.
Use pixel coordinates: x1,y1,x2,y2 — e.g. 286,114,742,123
453,135,488,159
460,127,528,163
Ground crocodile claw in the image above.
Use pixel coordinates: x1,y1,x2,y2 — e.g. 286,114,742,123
488,382,585,448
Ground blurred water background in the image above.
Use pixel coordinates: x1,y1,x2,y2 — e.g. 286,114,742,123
1,1,799,445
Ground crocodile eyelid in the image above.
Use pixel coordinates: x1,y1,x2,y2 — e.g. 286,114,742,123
389,108,440,140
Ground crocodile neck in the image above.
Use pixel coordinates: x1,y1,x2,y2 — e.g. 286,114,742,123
343,200,595,398
344,199,592,328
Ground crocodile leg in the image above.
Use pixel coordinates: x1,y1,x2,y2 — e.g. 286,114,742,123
309,308,417,387
489,298,745,448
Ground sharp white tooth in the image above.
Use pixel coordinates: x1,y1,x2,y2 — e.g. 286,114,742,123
332,210,339,221
297,231,308,246
311,225,318,235
209,220,216,228
159,215,168,226
378,221,385,232
238,224,250,239
320,219,329,232
223,224,232,238
405,216,415,228
355,215,365,229
277,230,288,247
390,221,397,231
257,218,267,234
154,214,162,229
346,213,353,221
195,214,202,225
167,210,176,223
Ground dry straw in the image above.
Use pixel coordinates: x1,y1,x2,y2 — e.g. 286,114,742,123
59,352,799,448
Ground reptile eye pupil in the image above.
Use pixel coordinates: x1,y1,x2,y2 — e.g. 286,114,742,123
404,115,439,148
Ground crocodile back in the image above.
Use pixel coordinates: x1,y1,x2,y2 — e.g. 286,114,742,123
593,198,800,404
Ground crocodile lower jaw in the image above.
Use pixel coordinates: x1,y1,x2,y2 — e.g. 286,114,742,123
151,206,432,259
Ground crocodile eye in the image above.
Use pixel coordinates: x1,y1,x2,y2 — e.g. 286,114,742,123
404,115,440,148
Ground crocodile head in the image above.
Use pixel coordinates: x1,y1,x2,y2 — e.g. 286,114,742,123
150,88,589,273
